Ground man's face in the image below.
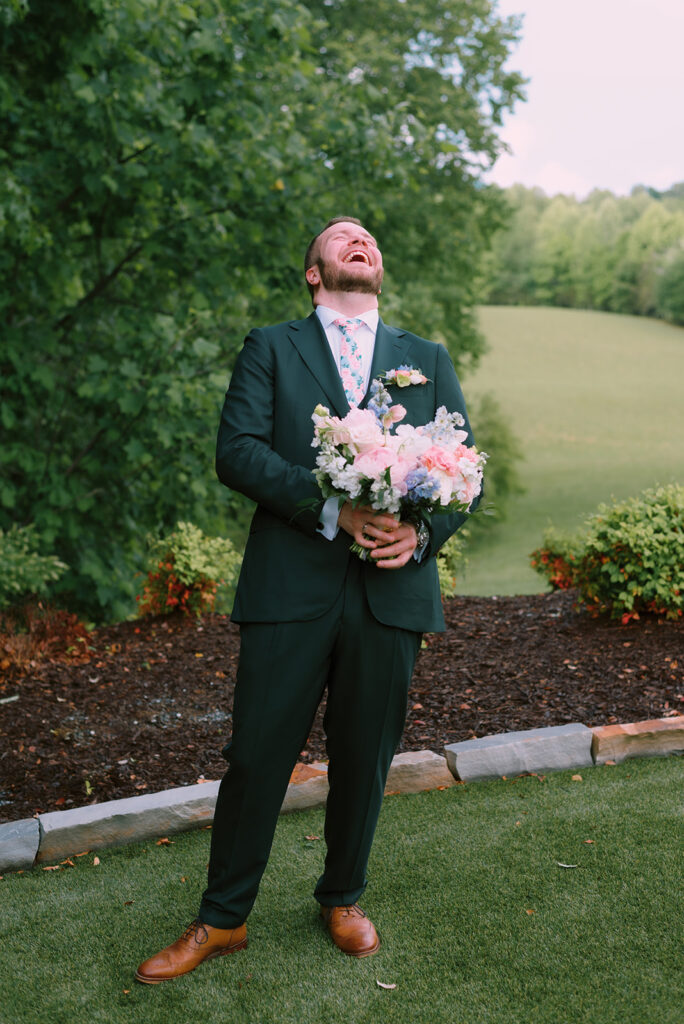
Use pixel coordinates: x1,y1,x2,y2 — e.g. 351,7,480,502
312,222,384,295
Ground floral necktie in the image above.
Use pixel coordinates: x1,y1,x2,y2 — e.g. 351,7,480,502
333,317,365,406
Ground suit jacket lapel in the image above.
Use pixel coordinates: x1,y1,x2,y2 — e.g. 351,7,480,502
287,313,414,417
287,312,349,417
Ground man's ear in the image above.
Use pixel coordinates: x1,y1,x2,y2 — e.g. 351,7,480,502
306,265,320,287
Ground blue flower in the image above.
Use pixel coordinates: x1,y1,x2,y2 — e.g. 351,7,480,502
405,467,441,502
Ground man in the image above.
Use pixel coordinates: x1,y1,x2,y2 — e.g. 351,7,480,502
135,217,477,983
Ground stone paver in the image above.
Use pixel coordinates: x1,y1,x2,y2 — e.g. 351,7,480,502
384,750,455,793
445,723,593,781
36,780,221,864
26,751,457,868
281,762,329,813
592,716,684,763
0,817,40,871
2,719,676,872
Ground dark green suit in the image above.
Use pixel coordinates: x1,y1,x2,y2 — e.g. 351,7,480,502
199,311,475,927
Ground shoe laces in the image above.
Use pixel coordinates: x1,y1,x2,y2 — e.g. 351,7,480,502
339,904,366,919
180,918,210,946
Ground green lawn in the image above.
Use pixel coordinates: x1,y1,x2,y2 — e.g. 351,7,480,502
460,306,684,595
2,756,682,1024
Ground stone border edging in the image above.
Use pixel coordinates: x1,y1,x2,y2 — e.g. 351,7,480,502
1,717,682,874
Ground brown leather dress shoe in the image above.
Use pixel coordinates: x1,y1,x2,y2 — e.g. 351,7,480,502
320,904,380,957
135,918,247,984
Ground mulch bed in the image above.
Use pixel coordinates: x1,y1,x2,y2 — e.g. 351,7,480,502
1,590,682,824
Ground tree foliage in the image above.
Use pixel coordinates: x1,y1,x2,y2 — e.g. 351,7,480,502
481,183,684,322
1,0,524,619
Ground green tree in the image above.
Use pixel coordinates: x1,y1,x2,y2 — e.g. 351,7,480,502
613,201,684,316
532,195,582,307
481,182,684,321
480,184,547,305
656,248,684,325
1,0,524,620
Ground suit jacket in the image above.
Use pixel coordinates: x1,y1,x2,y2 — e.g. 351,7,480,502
216,311,477,633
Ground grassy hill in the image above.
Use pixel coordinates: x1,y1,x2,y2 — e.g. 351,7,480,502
458,306,684,595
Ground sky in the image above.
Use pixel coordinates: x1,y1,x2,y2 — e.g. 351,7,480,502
486,0,684,198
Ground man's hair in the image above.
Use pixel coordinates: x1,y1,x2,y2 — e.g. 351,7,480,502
304,216,364,299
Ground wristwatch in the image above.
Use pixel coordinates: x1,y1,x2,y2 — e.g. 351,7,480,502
415,519,430,552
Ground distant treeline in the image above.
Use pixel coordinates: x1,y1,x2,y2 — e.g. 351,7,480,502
481,183,684,325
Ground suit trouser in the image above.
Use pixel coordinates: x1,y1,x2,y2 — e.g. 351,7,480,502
199,557,421,929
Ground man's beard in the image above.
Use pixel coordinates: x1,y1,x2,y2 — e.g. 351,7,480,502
317,256,383,295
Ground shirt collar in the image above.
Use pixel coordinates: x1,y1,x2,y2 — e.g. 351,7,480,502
315,305,379,333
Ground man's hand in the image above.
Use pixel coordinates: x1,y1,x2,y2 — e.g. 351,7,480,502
337,502,418,569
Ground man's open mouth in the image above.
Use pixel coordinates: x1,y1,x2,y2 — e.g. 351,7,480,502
343,250,371,265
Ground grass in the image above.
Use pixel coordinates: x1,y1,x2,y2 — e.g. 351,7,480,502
2,755,682,1024
460,306,684,595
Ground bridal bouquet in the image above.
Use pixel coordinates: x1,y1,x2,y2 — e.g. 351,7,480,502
311,369,486,556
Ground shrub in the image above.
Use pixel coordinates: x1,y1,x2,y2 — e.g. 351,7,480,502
0,602,93,674
579,485,684,622
529,527,583,591
530,485,684,623
136,522,242,618
468,392,524,530
437,531,469,599
0,525,67,609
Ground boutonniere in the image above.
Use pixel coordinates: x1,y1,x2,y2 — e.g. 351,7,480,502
381,365,429,387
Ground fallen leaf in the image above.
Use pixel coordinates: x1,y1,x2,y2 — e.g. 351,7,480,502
93,856,100,865
61,858,76,867
376,980,397,990
180,876,187,883
74,850,91,857
525,908,536,915
583,839,595,845
556,862,579,869
123,989,130,994
42,864,61,871
412,703,423,710
124,900,135,906
571,774,583,781
305,835,320,841
156,837,174,846
604,760,616,766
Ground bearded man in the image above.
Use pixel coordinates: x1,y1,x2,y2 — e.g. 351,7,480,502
135,217,477,983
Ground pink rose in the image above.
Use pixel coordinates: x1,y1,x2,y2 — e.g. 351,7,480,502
336,408,383,452
419,445,463,477
354,446,412,494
